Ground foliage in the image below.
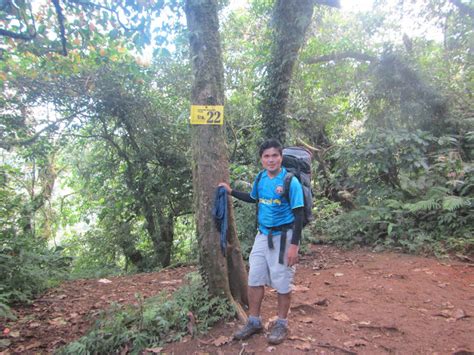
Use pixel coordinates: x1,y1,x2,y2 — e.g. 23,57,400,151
322,129,473,255
58,272,235,354
0,0,473,317
170,216,199,266
0,234,71,306
0,0,183,58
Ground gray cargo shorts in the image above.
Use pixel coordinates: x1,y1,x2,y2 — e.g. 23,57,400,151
248,230,296,294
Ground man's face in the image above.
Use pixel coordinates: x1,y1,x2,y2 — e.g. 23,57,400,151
261,147,282,176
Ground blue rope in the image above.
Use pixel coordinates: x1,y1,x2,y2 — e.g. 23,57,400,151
212,186,228,256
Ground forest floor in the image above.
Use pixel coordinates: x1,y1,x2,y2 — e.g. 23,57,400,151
1,245,473,354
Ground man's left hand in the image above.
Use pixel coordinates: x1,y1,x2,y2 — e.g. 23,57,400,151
287,244,299,266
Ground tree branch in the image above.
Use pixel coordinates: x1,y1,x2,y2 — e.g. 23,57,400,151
305,50,378,64
0,110,85,150
314,0,341,8
449,0,474,18
68,0,140,32
52,0,68,56
0,1,36,41
0,28,35,40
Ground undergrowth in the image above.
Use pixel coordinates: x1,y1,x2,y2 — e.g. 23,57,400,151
57,272,235,355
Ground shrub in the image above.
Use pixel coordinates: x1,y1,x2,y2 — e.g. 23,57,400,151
0,235,71,306
58,272,235,354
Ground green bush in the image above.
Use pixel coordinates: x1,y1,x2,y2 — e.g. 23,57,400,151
0,235,71,311
58,272,235,355
320,130,473,256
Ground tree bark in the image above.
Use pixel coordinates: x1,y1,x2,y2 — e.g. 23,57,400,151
259,0,316,144
157,212,174,267
184,0,248,321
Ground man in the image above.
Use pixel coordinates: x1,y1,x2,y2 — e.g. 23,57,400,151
219,139,304,345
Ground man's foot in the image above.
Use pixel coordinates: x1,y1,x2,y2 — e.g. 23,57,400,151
233,320,263,340
267,321,288,345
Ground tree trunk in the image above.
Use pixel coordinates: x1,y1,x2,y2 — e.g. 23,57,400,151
184,0,248,321
260,0,315,144
157,212,174,267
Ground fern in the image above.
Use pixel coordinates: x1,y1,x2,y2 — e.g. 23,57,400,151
385,199,403,209
442,196,468,211
404,198,441,212
59,272,235,354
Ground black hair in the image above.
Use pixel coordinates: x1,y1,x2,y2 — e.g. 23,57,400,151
259,138,283,157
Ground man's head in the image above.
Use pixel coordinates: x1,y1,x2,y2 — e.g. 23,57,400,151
259,139,283,176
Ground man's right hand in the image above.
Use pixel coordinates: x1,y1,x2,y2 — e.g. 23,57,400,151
218,182,232,194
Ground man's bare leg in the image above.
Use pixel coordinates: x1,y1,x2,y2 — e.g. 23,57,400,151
248,285,265,317
277,291,291,319
267,292,291,345
234,286,265,340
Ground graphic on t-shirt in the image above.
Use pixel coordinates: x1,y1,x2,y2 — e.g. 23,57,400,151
276,185,284,195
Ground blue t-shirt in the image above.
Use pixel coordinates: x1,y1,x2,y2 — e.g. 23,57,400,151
250,167,304,236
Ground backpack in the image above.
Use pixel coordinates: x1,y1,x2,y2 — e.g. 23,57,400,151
281,146,313,226
255,146,313,227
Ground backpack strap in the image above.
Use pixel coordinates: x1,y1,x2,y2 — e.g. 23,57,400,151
283,172,294,203
254,170,264,230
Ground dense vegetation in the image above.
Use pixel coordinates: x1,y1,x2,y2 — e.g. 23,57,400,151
0,0,472,351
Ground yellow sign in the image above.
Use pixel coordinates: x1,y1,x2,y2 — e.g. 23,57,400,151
190,105,224,125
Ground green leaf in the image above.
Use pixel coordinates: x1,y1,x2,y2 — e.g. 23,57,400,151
442,196,466,211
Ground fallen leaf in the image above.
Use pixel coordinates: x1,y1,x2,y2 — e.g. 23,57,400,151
291,303,317,314
197,338,214,345
315,298,329,306
9,331,20,338
29,322,41,328
298,317,313,323
25,341,42,350
442,301,454,309
295,342,312,351
334,272,344,277
344,339,368,348
49,317,67,326
144,347,163,353
160,280,182,285
453,309,468,320
213,335,231,347
330,312,350,322
293,285,310,292
0,339,11,349
437,282,449,288
2,328,9,335
56,294,67,299
289,335,311,342
97,278,112,284
266,346,276,352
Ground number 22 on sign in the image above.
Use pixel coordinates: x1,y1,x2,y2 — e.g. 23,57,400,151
190,105,224,125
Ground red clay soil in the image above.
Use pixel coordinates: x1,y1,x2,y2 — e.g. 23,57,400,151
1,245,473,354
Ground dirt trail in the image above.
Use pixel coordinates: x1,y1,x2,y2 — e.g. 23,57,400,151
2,246,473,354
